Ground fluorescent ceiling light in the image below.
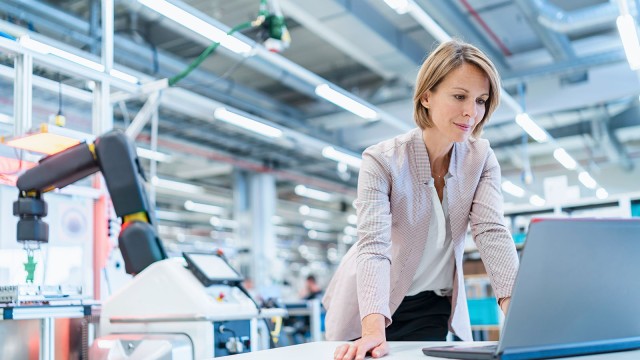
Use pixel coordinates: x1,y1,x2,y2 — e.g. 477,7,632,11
578,171,597,189
529,195,545,207
295,185,333,201
384,0,410,14
209,216,238,229
315,84,379,120
322,146,362,169
151,176,203,194
138,0,252,55
617,14,640,70
303,220,332,231
515,113,548,143
343,225,358,236
19,36,139,84
214,108,282,138
184,200,225,215
501,181,525,198
553,148,577,170
341,234,355,244
596,188,609,199
155,210,183,221
306,229,334,241
136,147,172,163
298,205,332,219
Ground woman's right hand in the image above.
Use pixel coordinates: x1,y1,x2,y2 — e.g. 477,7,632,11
333,314,390,360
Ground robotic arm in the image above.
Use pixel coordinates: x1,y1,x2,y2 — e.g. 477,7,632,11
13,130,167,276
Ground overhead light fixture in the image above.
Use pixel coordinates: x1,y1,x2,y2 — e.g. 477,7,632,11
138,0,252,55
155,210,183,221
341,234,355,244
501,181,525,198
553,148,577,170
151,176,203,194
529,195,546,207
4,123,95,155
298,205,332,219
343,225,358,237
184,200,225,215
578,171,597,189
306,229,334,241
322,146,362,169
515,113,548,143
617,14,640,70
303,220,332,231
209,216,237,229
596,187,609,199
315,84,379,120
19,36,139,84
384,0,410,14
295,185,333,201
136,147,172,163
214,108,282,138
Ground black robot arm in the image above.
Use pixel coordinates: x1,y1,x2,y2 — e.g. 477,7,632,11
14,130,167,275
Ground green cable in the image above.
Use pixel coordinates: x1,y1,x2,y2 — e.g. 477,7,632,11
168,21,255,87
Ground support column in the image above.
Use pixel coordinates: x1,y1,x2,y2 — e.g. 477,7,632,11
92,0,114,135
39,317,54,360
249,173,277,290
93,0,114,302
13,53,33,136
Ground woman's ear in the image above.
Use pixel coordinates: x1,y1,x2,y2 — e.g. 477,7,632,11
420,92,431,109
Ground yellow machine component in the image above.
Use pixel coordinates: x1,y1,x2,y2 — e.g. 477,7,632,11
88,143,97,160
270,316,283,344
123,212,149,224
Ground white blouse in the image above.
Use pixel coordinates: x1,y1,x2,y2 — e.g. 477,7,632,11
406,174,455,296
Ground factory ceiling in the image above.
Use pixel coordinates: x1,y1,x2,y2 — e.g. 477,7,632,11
1,0,640,257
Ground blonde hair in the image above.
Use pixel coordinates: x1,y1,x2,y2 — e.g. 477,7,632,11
413,39,501,137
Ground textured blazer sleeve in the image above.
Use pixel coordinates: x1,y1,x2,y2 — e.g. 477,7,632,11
469,148,519,299
355,147,394,324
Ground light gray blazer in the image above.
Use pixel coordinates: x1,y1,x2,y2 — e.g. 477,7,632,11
322,128,519,341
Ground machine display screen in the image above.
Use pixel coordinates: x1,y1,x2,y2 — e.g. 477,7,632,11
183,252,244,286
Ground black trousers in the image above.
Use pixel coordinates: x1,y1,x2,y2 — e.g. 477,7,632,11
385,290,451,341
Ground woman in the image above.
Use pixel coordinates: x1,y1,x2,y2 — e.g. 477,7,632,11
322,39,520,360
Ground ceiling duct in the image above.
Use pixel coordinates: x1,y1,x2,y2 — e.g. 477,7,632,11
533,0,620,34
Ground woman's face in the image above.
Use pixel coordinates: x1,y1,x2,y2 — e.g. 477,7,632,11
420,63,490,143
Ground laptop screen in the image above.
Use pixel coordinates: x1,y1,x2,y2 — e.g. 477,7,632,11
498,218,640,353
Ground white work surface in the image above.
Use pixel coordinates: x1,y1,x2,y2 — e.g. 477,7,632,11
219,341,640,359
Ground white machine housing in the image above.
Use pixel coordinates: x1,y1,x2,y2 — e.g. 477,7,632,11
99,258,259,358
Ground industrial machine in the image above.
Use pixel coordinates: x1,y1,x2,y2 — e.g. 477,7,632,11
13,129,166,278
13,130,261,358
94,253,260,358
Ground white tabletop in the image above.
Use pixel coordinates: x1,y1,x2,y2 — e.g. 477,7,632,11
219,341,640,359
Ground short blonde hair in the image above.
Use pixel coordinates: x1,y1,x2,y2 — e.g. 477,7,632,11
413,39,501,137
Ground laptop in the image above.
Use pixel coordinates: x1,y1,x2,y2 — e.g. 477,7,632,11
423,218,640,360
